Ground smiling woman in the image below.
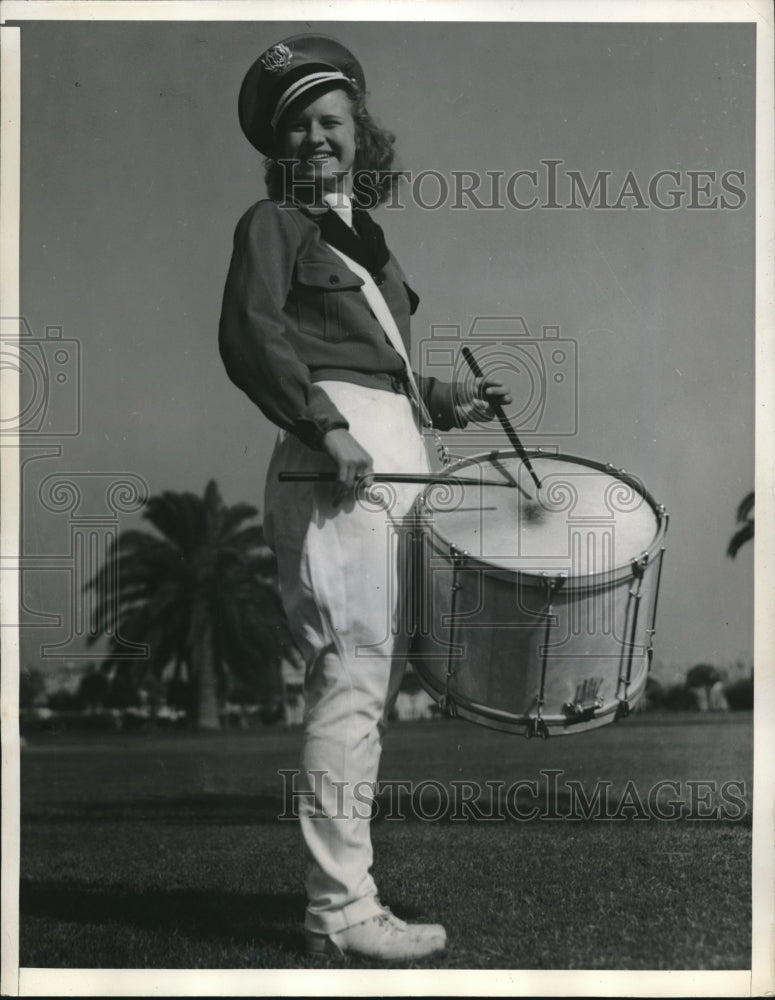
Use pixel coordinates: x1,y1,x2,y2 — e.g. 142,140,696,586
262,79,402,209
218,32,512,964
279,90,357,194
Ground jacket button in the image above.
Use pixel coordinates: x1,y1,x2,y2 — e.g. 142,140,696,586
329,274,340,285
373,273,385,286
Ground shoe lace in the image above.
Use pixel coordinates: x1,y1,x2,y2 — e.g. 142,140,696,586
375,903,408,932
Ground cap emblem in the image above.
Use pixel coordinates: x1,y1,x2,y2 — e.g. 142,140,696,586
260,43,293,73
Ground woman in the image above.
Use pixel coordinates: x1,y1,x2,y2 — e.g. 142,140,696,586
219,33,510,961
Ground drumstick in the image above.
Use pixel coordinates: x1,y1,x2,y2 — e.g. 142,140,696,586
278,472,516,488
461,346,542,491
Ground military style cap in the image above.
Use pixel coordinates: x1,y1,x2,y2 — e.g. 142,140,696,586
239,34,366,155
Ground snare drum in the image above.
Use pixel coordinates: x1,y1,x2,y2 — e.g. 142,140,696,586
408,451,668,737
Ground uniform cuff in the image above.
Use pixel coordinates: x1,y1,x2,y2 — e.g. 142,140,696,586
294,415,350,450
294,384,350,449
419,376,465,431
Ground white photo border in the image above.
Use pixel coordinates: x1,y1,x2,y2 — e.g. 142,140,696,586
1,1,772,996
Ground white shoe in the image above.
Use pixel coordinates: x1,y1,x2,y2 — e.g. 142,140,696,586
306,906,447,960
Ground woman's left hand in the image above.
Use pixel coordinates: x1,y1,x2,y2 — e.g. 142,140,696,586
455,375,512,424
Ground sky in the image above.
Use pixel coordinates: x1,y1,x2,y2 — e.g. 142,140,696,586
12,17,756,679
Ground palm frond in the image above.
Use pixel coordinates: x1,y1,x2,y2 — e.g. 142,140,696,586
224,524,273,552
727,521,754,559
736,491,754,524
143,492,207,553
218,503,261,541
728,491,754,558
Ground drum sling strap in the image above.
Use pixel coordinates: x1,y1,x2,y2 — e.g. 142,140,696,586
323,242,451,468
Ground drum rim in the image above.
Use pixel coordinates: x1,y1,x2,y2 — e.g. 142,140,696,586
416,449,668,586
414,657,649,734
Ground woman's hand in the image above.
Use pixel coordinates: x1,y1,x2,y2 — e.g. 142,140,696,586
322,428,374,503
455,375,513,424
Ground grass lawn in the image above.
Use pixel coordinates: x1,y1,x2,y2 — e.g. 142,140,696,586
19,711,752,970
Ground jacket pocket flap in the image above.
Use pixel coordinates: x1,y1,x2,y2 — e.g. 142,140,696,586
297,260,364,290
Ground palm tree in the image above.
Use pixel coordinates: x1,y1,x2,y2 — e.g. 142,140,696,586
727,491,754,559
85,480,291,729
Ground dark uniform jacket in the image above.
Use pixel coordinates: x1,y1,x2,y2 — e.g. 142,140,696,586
218,199,460,449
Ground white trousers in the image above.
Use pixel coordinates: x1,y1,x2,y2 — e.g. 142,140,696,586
263,382,430,934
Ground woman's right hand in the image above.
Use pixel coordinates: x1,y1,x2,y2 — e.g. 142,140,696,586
322,428,374,502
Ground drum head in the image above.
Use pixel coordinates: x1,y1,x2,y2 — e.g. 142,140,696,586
421,452,663,580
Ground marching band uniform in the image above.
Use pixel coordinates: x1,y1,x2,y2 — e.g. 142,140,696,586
219,194,459,954
219,33,496,960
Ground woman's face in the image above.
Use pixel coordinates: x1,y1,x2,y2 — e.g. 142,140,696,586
279,88,357,195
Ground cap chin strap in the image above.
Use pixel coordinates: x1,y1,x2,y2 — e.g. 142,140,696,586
271,71,351,128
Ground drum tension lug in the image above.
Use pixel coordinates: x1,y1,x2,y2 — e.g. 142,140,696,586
439,694,457,719
526,718,549,740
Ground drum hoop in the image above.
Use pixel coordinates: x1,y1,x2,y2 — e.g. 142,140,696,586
417,449,668,587
414,654,649,731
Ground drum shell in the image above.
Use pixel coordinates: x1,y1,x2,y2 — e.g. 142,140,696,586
408,452,667,737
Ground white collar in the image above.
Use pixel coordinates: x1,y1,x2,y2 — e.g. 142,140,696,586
322,191,353,229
